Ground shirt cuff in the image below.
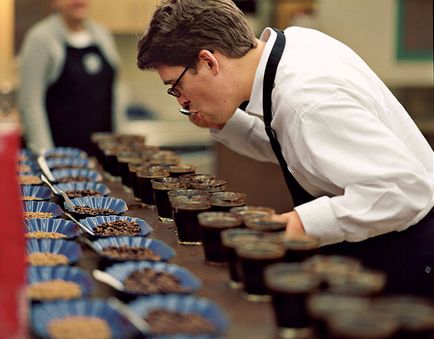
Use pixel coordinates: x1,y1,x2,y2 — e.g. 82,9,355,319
295,196,344,246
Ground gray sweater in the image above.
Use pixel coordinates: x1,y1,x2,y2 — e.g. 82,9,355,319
18,14,123,151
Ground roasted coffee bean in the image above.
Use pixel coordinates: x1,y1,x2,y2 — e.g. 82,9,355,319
66,189,100,198
73,206,116,216
57,176,91,183
124,268,187,294
50,165,84,170
94,220,141,236
101,246,161,261
146,309,215,335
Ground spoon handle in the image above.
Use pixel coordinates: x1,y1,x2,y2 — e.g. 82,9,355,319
92,269,125,291
107,297,151,335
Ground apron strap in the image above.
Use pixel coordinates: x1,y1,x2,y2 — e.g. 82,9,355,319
262,29,315,207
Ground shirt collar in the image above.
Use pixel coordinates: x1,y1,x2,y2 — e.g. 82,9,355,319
245,27,278,117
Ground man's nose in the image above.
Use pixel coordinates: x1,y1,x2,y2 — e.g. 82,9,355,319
177,95,190,110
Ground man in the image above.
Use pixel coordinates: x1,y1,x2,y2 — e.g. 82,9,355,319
137,0,434,297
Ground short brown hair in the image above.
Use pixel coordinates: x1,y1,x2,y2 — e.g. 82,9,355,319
137,0,257,70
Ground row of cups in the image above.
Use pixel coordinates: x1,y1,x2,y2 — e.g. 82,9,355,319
90,134,434,338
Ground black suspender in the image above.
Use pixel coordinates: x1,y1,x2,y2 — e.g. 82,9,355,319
262,29,315,207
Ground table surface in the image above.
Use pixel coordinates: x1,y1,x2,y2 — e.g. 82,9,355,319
78,175,276,339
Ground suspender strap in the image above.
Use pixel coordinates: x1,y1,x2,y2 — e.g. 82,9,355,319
262,29,315,207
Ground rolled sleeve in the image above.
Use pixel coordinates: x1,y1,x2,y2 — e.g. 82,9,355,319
211,109,276,163
295,196,343,245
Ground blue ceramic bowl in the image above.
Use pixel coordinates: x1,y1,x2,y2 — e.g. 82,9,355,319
25,218,80,239
65,196,128,218
129,295,229,338
27,266,94,300
91,237,175,262
54,181,111,197
80,216,152,237
46,157,92,170
31,299,136,339
27,239,81,265
104,261,201,295
51,168,103,183
21,185,52,201
24,201,63,219
43,147,88,159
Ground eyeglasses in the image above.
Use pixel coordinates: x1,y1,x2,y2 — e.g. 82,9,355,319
167,67,189,97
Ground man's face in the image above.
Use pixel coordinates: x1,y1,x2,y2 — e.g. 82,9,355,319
156,59,237,124
54,0,89,22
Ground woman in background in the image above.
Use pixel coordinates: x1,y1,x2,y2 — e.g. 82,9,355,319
18,0,123,154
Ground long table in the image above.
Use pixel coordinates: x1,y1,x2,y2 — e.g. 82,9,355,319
78,176,276,339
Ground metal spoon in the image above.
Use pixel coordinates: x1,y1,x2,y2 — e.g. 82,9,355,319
179,107,192,116
40,174,95,235
40,174,74,210
79,237,100,252
93,269,125,291
64,211,95,236
107,297,152,335
37,154,56,182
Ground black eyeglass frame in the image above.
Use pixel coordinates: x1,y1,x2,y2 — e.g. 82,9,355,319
167,67,189,97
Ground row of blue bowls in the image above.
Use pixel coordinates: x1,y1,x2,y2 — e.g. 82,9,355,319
32,296,228,339
21,182,111,201
23,195,128,218
23,147,229,338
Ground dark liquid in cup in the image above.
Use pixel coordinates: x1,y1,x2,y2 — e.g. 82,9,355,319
326,269,386,297
282,236,320,263
327,310,398,339
265,264,321,331
210,192,246,212
121,164,130,186
105,152,120,177
152,178,187,221
118,158,141,187
245,218,286,233
221,229,263,287
137,175,156,205
198,212,242,265
153,188,174,219
173,205,211,245
371,296,434,339
307,293,371,339
98,143,115,173
170,169,195,177
169,165,196,178
129,165,142,199
237,241,285,301
136,167,169,205
230,206,276,227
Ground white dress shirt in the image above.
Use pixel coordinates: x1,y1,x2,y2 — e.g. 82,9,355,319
212,27,434,245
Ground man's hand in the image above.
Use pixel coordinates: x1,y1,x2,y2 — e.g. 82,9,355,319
189,112,225,130
271,211,305,238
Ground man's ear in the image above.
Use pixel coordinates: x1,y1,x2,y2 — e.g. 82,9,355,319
198,50,219,75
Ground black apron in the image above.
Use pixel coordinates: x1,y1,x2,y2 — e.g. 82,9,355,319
45,44,114,155
264,29,434,298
